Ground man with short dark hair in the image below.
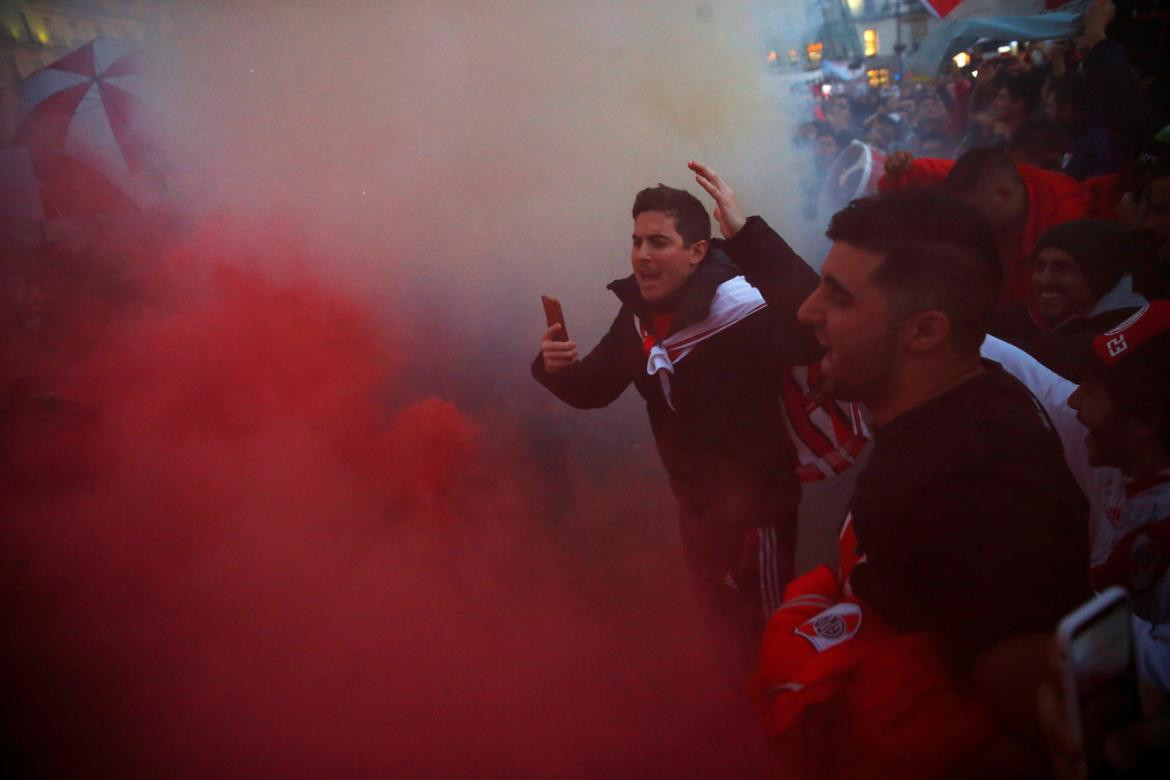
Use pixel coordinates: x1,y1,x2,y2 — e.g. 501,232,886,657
813,124,851,172
796,193,1087,659
690,163,1089,773
532,182,822,650
989,70,1042,143
880,146,1093,304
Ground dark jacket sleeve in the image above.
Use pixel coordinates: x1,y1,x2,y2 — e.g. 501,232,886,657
721,216,824,365
530,309,633,409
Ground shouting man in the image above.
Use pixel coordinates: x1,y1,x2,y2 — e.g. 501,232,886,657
687,164,1090,774
531,182,821,650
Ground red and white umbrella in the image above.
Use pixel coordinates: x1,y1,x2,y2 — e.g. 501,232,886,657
0,146,137,221
11,36,156,203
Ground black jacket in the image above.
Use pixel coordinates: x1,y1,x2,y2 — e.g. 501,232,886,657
531,219,821,572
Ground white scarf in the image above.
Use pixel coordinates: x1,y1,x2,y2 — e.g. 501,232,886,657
634,275,767,411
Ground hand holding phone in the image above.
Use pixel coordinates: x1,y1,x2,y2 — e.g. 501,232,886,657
1053,587,1143,776
542,295,568,342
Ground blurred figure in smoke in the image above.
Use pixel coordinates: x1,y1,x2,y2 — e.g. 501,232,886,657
989,70,1043,147
532,180,821,659
688,167,1088,776
814,125,852,173
825,95,858,137
863,113,902,155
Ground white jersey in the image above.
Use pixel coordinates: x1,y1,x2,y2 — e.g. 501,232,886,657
980,336,1127,568
980,336,1170,689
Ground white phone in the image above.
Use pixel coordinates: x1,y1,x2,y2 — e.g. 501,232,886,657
1054,586,1143,775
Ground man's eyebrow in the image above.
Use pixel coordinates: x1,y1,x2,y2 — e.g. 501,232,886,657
632,232,670,240
823,273,854,300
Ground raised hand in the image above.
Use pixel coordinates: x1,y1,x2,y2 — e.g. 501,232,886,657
885,149,916,179
540,324,578,373
689,160,747,239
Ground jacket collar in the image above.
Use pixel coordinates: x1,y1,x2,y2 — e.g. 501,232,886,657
606,243,739,336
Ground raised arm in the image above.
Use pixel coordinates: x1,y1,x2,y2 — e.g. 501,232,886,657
689,160,822,364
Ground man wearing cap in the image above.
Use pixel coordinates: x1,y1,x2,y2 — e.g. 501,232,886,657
1069,300,1170,689
991,220,1148,380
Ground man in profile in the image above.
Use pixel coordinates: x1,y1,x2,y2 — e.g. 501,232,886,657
690,162,1089,773
532,184,821,651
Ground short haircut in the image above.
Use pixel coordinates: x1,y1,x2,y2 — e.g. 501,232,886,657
632,185,711,247
817,123,855,149
994,69,1043,113
943,147,1020,197
825,191,1000,354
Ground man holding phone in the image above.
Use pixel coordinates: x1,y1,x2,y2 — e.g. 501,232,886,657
532,182,822,650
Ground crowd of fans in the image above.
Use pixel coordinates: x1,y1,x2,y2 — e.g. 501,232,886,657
792,3,1169,359
772,3,1170,775
5,2,1170,777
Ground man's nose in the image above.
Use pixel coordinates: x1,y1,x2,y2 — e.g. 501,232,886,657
796,291,820,325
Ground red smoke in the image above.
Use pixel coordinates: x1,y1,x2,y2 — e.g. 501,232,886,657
0,223,772,778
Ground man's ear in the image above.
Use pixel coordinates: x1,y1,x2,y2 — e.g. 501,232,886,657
900,309,951,353
1129,404,1167,447
994,182,1016,205
689,239,709,266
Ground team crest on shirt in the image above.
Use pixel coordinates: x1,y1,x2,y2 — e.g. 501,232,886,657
1130,532,1162,592
794,603,863,652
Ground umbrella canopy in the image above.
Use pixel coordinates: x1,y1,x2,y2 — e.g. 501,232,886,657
11,37,153,197
0,146,137,221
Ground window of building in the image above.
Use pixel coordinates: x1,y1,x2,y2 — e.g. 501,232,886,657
863,28,878,57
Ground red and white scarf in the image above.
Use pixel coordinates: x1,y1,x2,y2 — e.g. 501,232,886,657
634,275,767,411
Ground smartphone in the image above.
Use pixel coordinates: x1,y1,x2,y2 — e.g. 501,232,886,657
1055,586,1143,776
541,295,568,342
